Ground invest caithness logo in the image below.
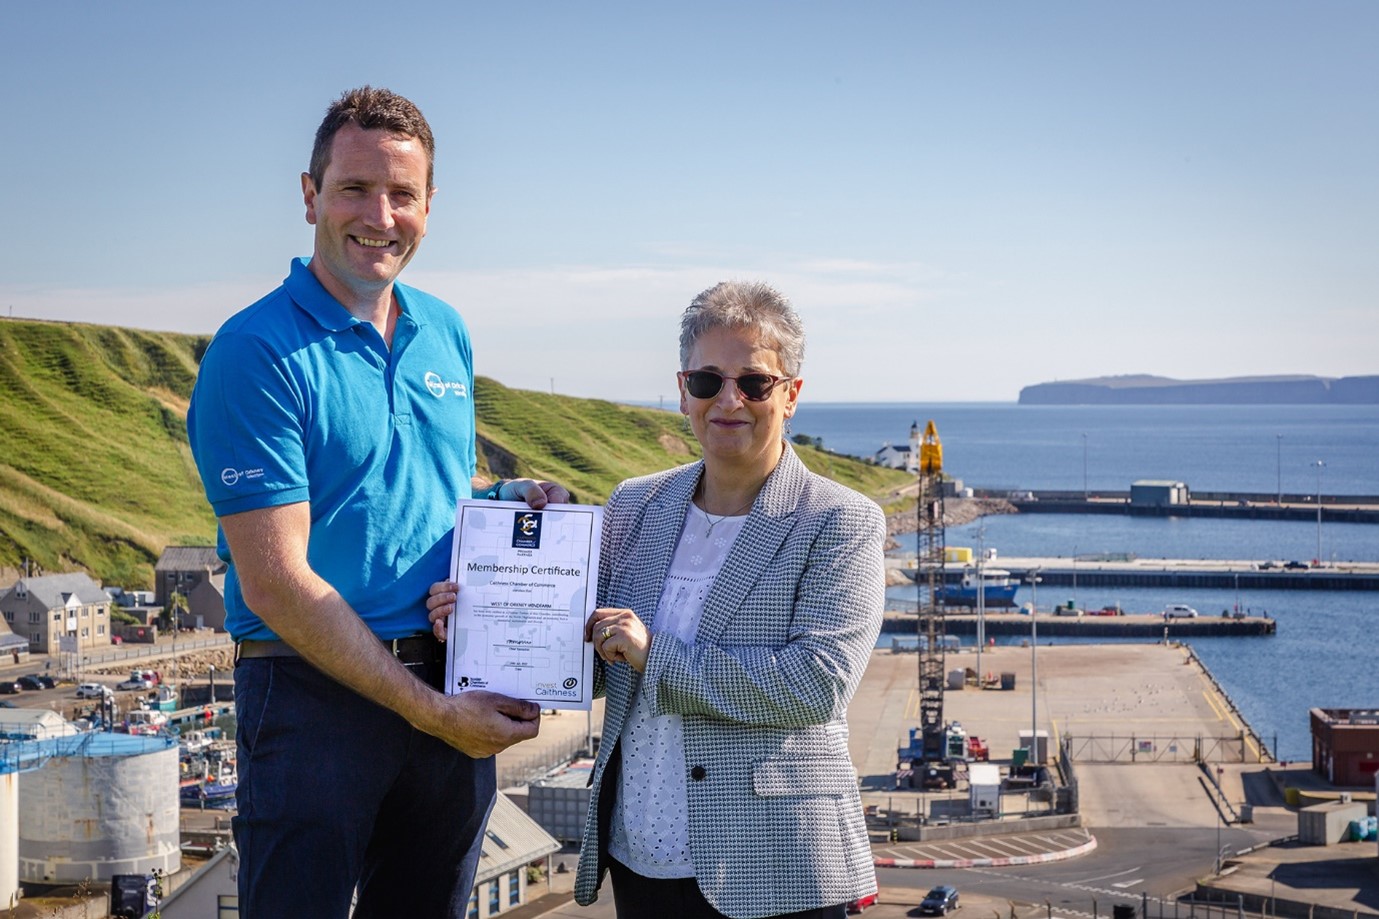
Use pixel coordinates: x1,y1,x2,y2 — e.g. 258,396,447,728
423,371,467,399
512,512,542,549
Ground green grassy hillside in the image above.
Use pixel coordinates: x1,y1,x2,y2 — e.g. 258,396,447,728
0,318,909,588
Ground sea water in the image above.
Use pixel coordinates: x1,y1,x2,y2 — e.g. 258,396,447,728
789,402,1379,762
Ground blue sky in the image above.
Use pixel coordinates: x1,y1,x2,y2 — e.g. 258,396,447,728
4,1,1375,402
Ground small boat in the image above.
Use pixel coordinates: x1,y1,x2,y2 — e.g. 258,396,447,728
120,709,169,735
936,567,1020,608
177,727,222,758
180,748,238,807
146,684,179,713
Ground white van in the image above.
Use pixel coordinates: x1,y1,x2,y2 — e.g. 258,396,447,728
1163,604,1199,619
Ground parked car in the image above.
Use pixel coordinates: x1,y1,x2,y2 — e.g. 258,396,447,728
1257,560,1277,570
16,675,46,691
76,682,112,699
919,885,960,915
116,677,153,691
1162,604,1199,619
846,893,878,913
24,674,57,689
1089,604,1123,616
1283,560,1309,570
0,681,22,695
0,700,16,708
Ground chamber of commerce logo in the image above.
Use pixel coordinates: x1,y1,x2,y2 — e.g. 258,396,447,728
512,512,542,549
424,371,468,399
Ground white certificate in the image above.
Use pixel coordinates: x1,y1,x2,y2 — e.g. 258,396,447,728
444,500,601,711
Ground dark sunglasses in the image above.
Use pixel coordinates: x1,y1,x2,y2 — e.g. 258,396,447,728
682,370,791,402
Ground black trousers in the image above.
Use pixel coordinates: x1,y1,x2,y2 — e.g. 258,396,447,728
608,857,848,919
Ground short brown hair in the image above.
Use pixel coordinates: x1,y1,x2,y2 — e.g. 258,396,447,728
308,86,436,191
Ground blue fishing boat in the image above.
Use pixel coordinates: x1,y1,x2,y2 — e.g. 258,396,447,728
936,567,1020,608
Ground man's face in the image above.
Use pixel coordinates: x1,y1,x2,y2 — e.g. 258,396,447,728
301,123,433,308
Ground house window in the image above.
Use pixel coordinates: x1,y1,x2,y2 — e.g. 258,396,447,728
30,633,41,644
3,612,11,623
489,880,500,913
216,894,239,917
52,612,60,621
467,888,479,919
509,872,520,905
97,625,105,635
81,607,89,617
80,628,89,638
30,613,42,624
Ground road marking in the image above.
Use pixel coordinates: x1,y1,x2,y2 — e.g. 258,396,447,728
1110,879,1143,889
1066,866,1142,884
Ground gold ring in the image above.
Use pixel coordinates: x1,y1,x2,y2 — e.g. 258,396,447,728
601,626,613,640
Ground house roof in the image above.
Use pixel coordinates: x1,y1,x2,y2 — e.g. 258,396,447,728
8,572,107,609
155,546,226,573
475,792,562,881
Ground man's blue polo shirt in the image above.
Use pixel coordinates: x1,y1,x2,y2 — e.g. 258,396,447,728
187,258,477,642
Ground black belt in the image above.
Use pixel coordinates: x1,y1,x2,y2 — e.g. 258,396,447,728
236,634,443,667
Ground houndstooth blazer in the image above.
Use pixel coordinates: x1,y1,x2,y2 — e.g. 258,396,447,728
573,443,885,919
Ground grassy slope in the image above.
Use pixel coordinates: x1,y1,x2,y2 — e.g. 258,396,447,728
0,319,909,588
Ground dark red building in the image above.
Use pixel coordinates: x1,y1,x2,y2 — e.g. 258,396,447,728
1311,708,1379,786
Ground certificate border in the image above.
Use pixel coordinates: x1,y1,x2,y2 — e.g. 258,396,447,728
444,500,600,710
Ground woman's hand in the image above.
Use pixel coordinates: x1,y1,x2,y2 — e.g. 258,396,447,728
426,580,460,642
585,607,652,673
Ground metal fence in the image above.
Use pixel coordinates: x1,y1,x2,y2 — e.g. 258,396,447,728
1065,733,1258,764
986,890,1359,919
71,634,233,672
496,731,596,790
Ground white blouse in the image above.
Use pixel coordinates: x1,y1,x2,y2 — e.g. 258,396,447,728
607,502,748,878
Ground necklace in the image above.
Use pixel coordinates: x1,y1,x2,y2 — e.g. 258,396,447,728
695,484,755,536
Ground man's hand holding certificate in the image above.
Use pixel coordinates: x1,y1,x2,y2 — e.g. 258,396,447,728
444,500,602,711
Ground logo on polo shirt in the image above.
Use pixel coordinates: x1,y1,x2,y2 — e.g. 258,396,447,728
220,466,265,487
512,512,542,549
424,371,467,398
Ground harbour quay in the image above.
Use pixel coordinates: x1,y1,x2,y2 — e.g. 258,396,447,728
995,555,1379,592
880,611,1277,638
895,555,1379,591
999,489,1379,525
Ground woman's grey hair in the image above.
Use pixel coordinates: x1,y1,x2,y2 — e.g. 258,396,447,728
679,281,806,377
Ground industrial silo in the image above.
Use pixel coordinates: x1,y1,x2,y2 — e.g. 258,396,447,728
16,733,181,886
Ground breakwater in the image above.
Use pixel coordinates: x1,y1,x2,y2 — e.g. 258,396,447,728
998,490,1379,524
899,558,1379,591
880,611,1276,638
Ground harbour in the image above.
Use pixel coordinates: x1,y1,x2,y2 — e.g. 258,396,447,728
899,555,1379,591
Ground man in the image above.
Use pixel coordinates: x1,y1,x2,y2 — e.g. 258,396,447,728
188,86,562,918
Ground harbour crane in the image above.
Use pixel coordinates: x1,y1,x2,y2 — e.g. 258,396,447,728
897,420,960,788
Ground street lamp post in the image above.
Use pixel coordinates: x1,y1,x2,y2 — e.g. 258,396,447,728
1215,766,1224,874
1028,571,1042,763
1314,460,1326,564
207,665,216,715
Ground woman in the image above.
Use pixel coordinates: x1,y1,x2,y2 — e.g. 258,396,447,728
431,281,885,919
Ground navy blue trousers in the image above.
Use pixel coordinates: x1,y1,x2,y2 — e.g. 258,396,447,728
232,657,495,918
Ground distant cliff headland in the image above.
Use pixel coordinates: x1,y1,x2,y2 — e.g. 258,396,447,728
1019,374,1379,405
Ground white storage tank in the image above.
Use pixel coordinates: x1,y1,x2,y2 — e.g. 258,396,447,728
17,733,180,885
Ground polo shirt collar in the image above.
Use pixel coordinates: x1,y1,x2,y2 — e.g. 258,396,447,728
283,257,426,333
